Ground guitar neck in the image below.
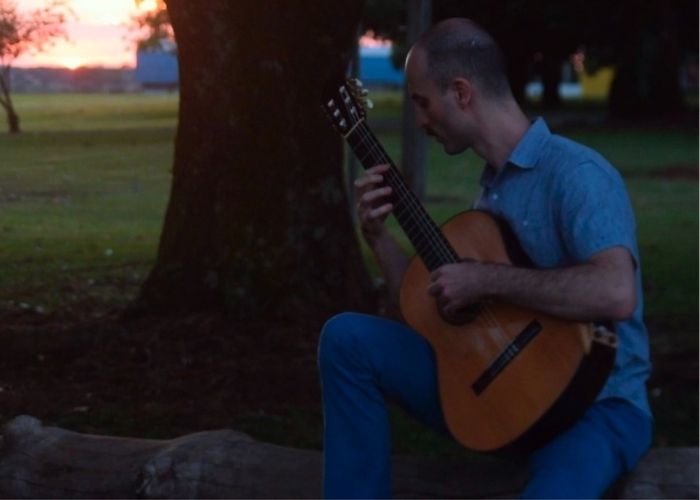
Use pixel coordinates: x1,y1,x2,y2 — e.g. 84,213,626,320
346,119,459,271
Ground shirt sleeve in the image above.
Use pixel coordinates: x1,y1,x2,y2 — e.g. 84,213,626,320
557,160,639,266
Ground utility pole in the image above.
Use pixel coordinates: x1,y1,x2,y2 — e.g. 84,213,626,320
400,0,431,200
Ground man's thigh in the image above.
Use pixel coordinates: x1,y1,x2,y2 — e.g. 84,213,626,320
521,398,652,499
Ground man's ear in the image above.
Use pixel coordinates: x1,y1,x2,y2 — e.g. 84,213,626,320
451,78,472,110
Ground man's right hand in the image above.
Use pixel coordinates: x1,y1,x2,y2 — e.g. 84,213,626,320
354,164,395,244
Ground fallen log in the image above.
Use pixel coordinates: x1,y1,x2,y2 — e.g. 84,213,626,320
0,415,696,499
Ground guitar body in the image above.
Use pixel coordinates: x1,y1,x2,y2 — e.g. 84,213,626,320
400,211,617,453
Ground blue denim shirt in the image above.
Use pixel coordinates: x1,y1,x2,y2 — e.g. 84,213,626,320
474,118,651,416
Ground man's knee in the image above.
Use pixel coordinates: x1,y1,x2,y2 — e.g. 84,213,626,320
318,312,366,372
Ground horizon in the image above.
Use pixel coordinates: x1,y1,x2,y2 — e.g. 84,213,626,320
12,3,390,71
13,0,157,70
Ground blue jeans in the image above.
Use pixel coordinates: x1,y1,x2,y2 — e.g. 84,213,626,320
318,312,652,499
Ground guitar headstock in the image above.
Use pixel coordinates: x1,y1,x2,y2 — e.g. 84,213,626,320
321,78,374,136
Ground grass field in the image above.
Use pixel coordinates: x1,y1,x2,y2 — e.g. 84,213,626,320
1,94,177,314
1,92,697,449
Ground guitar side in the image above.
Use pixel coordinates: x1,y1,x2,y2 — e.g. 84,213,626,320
400,211,616,453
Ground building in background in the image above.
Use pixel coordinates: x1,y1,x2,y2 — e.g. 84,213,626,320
132,42,405,91
357,45,404,88
134,50,178,91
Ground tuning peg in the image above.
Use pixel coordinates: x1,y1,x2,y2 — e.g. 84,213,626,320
348,78,374,110
349,77,363,89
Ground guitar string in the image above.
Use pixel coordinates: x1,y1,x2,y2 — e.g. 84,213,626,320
351,122,446,259
352,119,479,282
350,121,505,339
340,88,453,265
363,129,505,342
353,122,456,266
338,93,509,354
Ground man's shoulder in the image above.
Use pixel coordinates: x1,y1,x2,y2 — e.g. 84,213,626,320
544,131,620,181
517,118,602,170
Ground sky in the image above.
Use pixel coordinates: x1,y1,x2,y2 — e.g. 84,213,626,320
13,0,158,69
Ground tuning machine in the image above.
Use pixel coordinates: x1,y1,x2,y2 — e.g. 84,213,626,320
348,78,374,111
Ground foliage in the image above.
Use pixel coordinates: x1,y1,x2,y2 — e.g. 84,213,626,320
0,0,71,133
363,0,405,40
361,0,698,112
130,0,175,53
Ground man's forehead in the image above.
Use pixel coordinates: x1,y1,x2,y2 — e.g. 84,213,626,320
404,46,429,92
404,44,428,72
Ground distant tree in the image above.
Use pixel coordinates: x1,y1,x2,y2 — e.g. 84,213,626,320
136,0,377,320
367,0,697,113
0,0,70,133
581,0,695,117
363,0,405,40
131,0,174,53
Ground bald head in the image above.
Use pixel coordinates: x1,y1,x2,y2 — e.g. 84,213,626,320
411,18,511,99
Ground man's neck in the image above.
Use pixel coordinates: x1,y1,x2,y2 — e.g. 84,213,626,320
473,100,531,174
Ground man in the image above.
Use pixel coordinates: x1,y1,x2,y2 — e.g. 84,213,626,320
318,18,652,499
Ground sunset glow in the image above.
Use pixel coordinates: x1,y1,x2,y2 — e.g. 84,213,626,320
13,0,155,69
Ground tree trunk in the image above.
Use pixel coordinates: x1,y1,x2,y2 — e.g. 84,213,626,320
7,107,20,134
540,52,563,109
136,0,376,320
0,74,21,134
608,0,685,117
0,416,697,499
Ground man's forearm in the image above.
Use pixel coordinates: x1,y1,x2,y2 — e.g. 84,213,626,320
481,259,635,322
429,247,637,324
367,232,410,307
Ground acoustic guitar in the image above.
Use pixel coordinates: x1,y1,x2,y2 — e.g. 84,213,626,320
321,79,617,454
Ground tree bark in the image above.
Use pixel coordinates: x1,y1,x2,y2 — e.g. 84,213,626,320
7,108,19,134
0,74,21,134
0,416,697,499
136,0,376,320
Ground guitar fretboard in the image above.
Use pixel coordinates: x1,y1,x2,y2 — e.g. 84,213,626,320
346,119,459,271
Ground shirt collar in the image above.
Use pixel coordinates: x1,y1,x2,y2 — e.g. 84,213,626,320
507,117,551,169
479,117,550,188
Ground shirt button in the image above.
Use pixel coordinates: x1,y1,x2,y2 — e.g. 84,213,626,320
523,220,529,227
491,193,499,201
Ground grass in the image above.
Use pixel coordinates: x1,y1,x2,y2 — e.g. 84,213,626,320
1,94,177,313
1,92,697,449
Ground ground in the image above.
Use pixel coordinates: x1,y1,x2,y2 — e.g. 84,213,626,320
1,161,698,446
1,295,697,450
0,303,325,443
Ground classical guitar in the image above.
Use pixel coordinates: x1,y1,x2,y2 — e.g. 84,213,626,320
321,79,618,453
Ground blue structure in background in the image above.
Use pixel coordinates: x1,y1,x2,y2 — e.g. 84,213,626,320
134,44,404,90
135,51,179,90
358,45,404,88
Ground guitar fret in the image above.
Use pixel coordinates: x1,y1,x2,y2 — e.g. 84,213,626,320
347,124,459,270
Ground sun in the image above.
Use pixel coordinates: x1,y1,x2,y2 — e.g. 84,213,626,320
135,0,159,12
56,56,85,70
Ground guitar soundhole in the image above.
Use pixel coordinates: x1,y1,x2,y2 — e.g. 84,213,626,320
438,303,482,325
